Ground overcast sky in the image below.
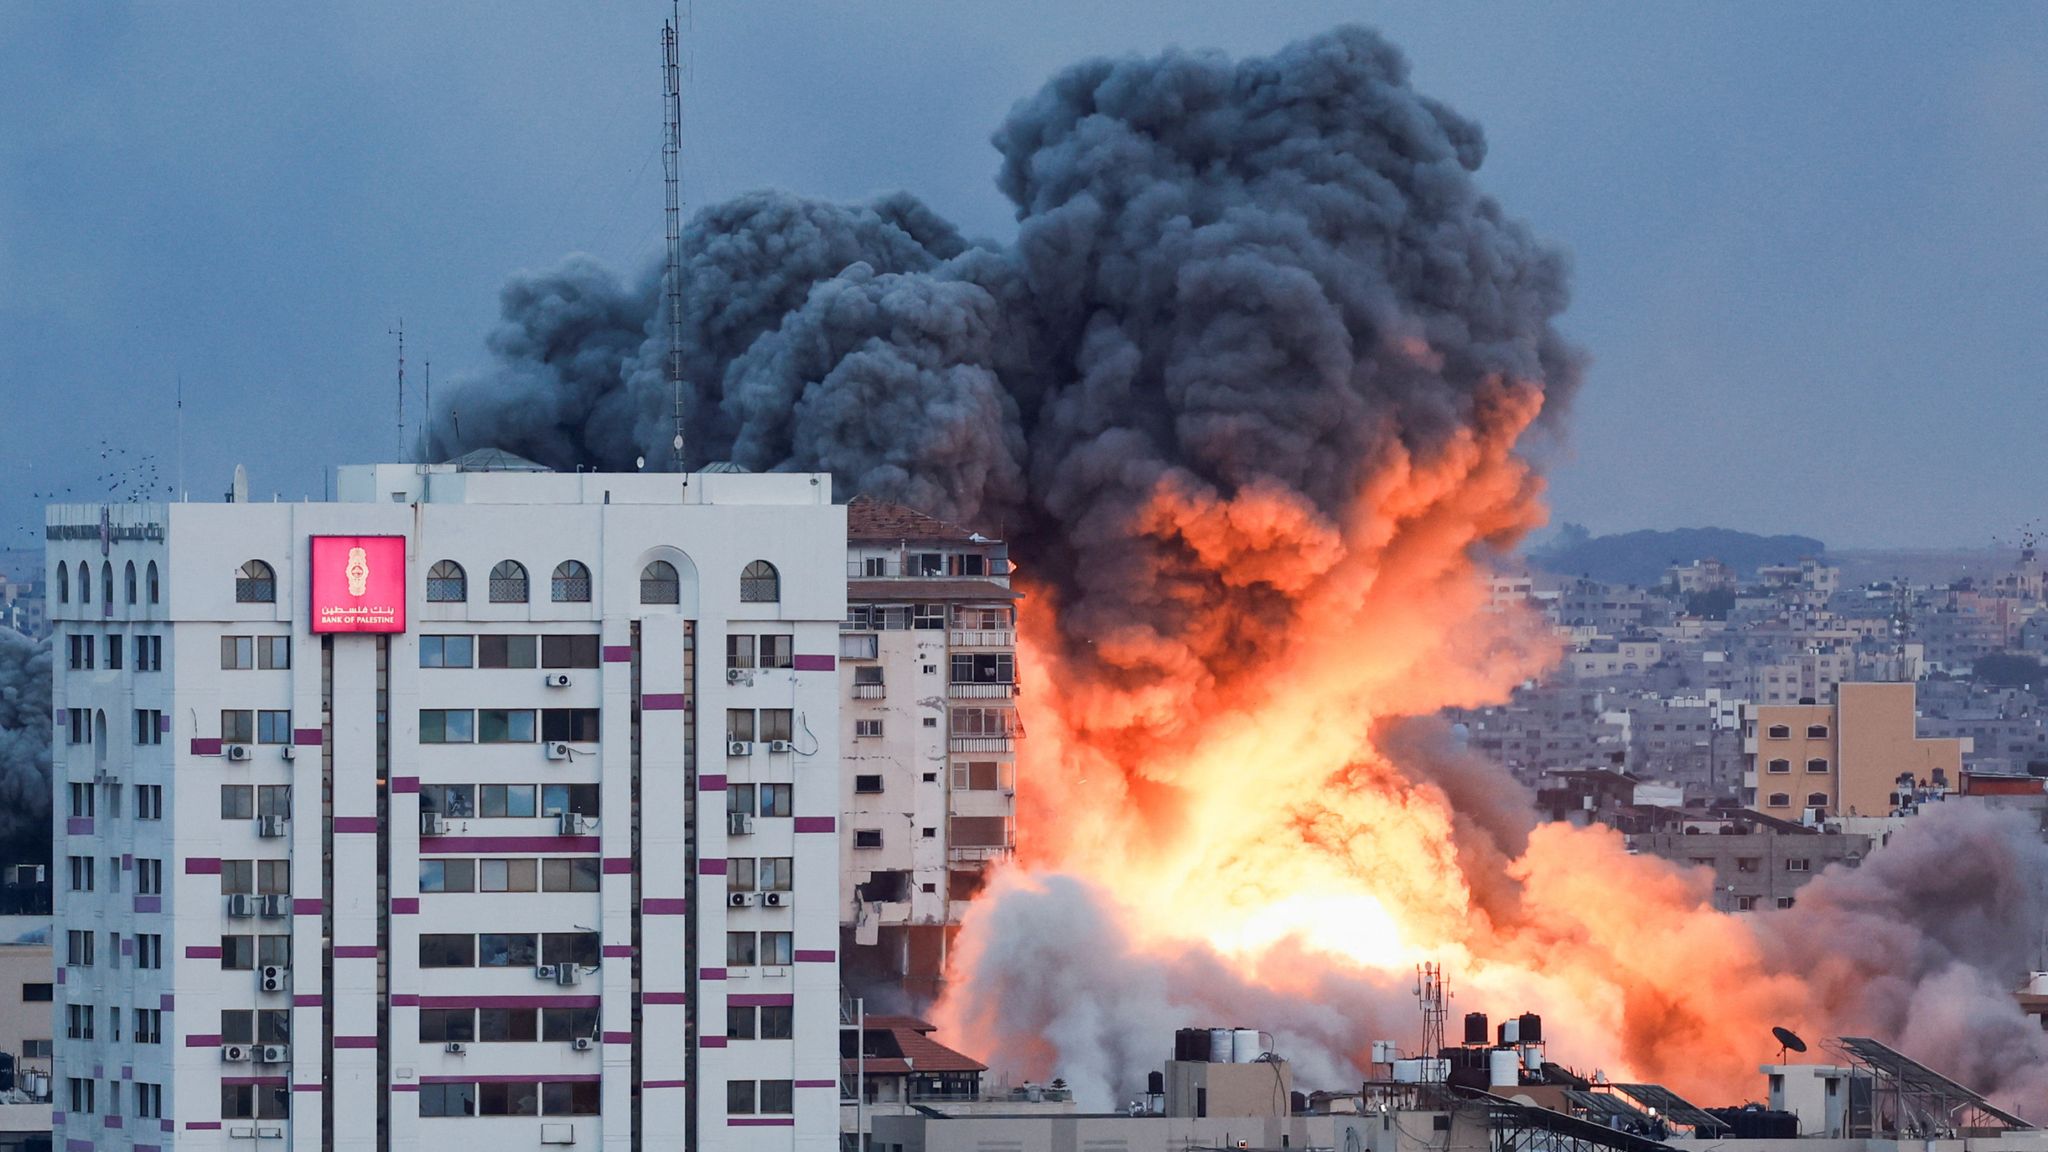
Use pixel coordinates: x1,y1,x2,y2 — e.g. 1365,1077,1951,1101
4,3,2045,551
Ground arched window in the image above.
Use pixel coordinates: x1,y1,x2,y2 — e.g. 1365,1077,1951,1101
1766,758,1790,774
56,564,68,604
235,560,276,604
77,562,91,605
1766,724,1790,739
124,561,137,604
147,561,159,605
100,562,113,606
489,561,529,604
1806,724,1829,738
1806,792,1829,808
740,560,780,603
1766,792,1791,808
640,561,680,605
551,561,592,603
426,560,467,603
1806,758,1829,774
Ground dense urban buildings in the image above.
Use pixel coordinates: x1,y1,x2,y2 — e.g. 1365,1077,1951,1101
48,454,844,1151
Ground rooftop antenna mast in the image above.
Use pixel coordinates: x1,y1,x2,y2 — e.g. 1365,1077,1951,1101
389,318,406,462
1414,962,1447,1082
175,372,185,501
661,2,687,470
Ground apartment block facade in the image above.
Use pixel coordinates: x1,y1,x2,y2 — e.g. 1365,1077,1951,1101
49,458,844,1152
836,499,1017,1004
1744,682,1967,818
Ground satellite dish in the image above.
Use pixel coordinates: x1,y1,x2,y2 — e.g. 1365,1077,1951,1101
1772,1026,1808,1055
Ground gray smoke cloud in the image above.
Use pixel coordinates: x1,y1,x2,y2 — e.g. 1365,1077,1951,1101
0,630,52,859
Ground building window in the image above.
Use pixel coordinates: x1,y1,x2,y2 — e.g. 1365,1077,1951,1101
727,710,756,742
222,1082,288,1120
235,560,276,604
951,653,1015,684
759,634,793,669
478,709,537,743
640,561,679,604
478,858,537,894
419,859,476,894
101,562,113,605
65,930,94,967
1766,792,1790,808
551,561,592,603
1765,724,1789,739
419,934,476,968
257,710,292,744
727,634,756,670
56,565,67,604
1786,858,1811,872
540,634,600,668
427,560,467,603
1806,792,1828,808
855,829,883,849
489,560,529,603
740,560,780,603
541,709,600,743
222,635,254,669
758,783,792,817
22,983,50,1003
419,709,475,744
479,785,537,818
1766,758,1790,774
727,1005,756,1040
1806,758,1828,773
135,785,162,820
76,561,90,605
221,710,255,744
913,602,945,630
1734,895,1759,911
146,560,159,604
726,932,757,967
727,1079,756,1115
855,719,883,739
1807,724,1829,738
479,633,537,668
1777,896,1796,909
855,774,883,793
106,635,122,670
419,1083,477,1117
124,561,137,604
759,1005,793,1039
420,635,475,668
759,1079,794,1114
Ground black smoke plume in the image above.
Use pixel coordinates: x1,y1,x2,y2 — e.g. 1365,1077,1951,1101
0,630,52,866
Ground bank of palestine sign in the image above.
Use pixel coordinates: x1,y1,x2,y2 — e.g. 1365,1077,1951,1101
310,536,406,633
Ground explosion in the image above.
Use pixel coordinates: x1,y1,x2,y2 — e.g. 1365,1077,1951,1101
431,26,2048,1114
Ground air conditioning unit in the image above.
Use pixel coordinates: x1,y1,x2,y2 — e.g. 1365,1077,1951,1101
258,894,289,919
728,812,753,836
726,668,749,684
762,891,792,909
540,1124,576,1146
545,741,572,761
226,744,252,761
557,812,588,836
259,965,289,993
280,744,296,761
726,740,753,757
444,1041,466,1055
221,1044,251,1063
768,740,796,754
256,815,287,838
533,964,558,981
545,673,573,688
728,891,755,908
420,812,447,836
226,894,255,918
556,965,581,987
256,1044,289,1065
570,1037,595,1052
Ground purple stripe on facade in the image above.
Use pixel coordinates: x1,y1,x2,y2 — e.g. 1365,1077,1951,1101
292,1083,323,1093
122,853,132,868
642,1079,687,1089
293,994,323,1008
292,728,323,746
390,898,418,915
66,817,92,836
602,857,633,874
190,737,221,756
603,1032,633,1046
390,994,418,1007
185,1034,221,1047
183,857,221,875
419,836,600,854
294,898,324,915
184,946,221,960
55,969,64,985
67,1139,93,1152
417,995,601,1010
334,945,378,958
418,1074,603,1085
795,949,836,963
602,645,632,663
50,1111,62,1125
796,1079,837,1088
699,967,726,980
642,991,685,1005
160,1121,174,1133
102,1115,121,1129
333,816,378,834
159,993,173,1011
334,1036,377,1049
642,897,687,914
120,938,132,956
727,993,794,1007
792,653,836,671
158,713,170,734
391,1084,419,1093
641,693,687,710
730,1118,797,1127
601,944,634,958
698,774,727,791
697,858,727,876
793,816,835,833
220,1076,287,1088
121,1066,131,1080
131,896,160,913
390,776,420,794
186,1122,223,1130
699,1036,727,1048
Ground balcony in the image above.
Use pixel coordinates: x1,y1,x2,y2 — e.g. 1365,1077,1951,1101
852,685,885,700
946,683,1014,699
950,629,1013,648
949,844,1015,864
949,736,1015,754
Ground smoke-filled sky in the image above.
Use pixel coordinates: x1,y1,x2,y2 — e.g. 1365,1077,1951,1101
3,4,2047,550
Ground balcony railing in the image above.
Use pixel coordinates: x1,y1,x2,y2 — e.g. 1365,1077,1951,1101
949,844,1015,863
946,683,1015,699
949,736,1015,753
949,629,1014,648
852,684,885,700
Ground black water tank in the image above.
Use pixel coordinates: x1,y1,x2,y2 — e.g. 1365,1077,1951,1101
1148,1071,1165,1095
1518,1013,1543,1043
1464,1012,1490,1045
1174,1028,1204,1062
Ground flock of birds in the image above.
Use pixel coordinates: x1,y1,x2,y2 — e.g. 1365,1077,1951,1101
9,441,171,550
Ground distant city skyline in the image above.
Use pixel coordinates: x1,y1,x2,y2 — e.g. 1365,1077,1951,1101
5,3,2046,549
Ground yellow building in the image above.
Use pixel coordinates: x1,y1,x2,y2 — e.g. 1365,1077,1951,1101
1747,683,1966,817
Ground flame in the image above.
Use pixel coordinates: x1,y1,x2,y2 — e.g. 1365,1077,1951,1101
934,379,1820,1102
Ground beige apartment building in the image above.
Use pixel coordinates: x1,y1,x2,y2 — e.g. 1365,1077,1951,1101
1746,682,1967,817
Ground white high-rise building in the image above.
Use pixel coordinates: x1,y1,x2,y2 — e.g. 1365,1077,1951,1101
49,455,845,1152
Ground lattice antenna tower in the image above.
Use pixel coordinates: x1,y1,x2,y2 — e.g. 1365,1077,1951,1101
662,3,686,469
1414,962,1447,1081
389,318,406,462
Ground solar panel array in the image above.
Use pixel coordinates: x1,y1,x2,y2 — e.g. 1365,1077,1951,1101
1612,1083,1733,1135
1836,1036,2032,1129
1565,1089,1653,1126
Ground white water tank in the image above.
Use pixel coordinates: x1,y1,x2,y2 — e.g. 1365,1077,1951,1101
1490,1049,1519,1088
1232,1028,1262,1062
1523,1045,1544,1071
1370,1040,1396,1064
1392,1059,1422,1084
2028,972,2048,996
1210,1028,1234,1063
1501,1018,1520,1044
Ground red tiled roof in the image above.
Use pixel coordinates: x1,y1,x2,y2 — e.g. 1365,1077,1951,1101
847,579,1020,602
843,1015,988,1075
847,496,999,544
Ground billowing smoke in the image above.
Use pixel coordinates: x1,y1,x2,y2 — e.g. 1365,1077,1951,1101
435,25,2048,1116
0,630,52,863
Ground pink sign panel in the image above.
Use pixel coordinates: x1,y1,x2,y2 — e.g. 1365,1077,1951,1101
310,536,407,634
